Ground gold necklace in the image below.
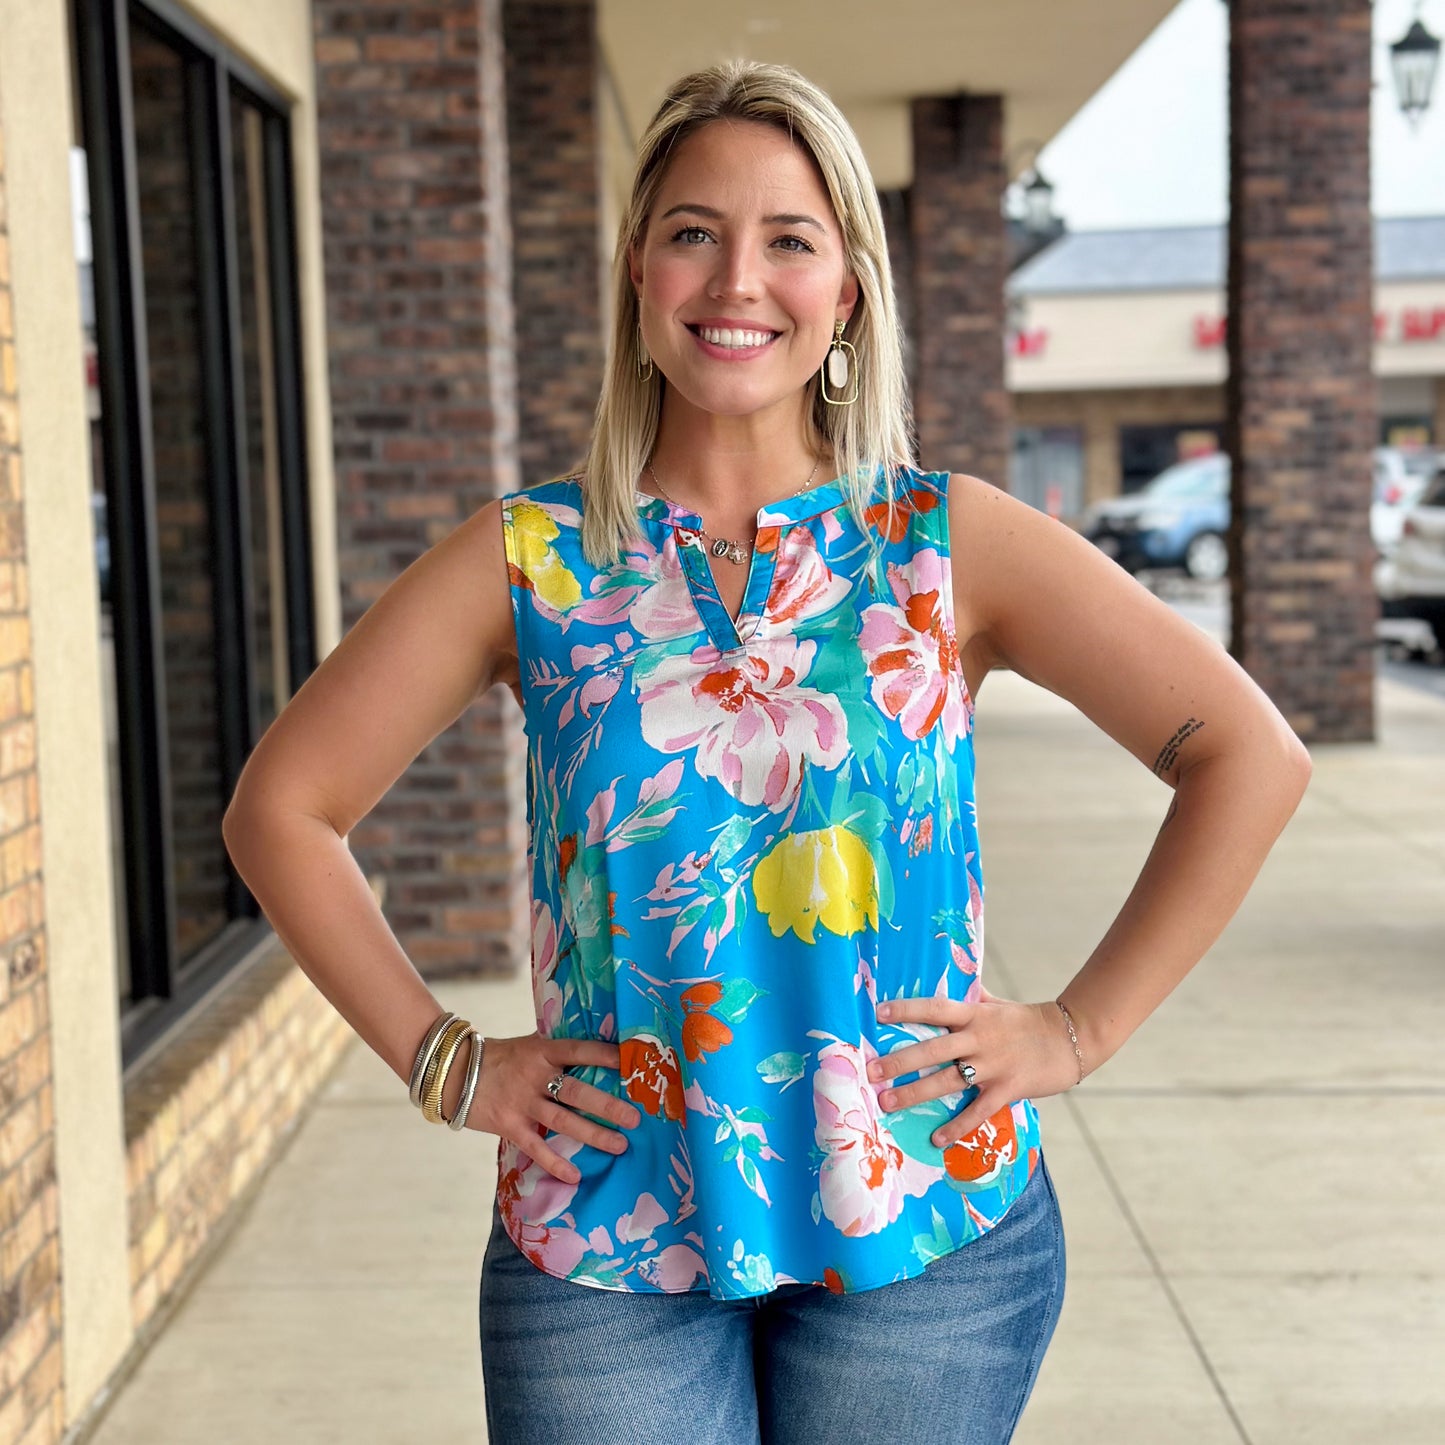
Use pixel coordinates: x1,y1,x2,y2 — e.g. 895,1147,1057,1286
645,458,822,565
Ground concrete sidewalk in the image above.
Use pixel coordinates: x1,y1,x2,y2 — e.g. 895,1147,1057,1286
83,667,1445,1444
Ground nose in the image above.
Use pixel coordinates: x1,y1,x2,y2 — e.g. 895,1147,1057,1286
706,238,762,303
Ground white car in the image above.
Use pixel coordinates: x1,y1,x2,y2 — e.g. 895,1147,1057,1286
1372,447,1434,557
1376,468,1445,645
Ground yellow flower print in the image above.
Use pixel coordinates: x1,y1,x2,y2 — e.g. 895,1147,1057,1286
752,827,879,944
508,501,582,612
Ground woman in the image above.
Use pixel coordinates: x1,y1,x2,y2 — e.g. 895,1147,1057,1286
223,59,1311,1444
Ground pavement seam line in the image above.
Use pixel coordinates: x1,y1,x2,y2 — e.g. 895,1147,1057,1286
1063,1094,1255,1445
986,938,1254,1444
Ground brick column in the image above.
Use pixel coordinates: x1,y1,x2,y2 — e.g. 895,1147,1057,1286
878,186,916,410
313,0,527,974
0,121,63,1445
502,0,603,487
1225,0,1376,741
909,94,1010,486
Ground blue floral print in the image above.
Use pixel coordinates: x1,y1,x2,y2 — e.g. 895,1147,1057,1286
495,464,1041,1300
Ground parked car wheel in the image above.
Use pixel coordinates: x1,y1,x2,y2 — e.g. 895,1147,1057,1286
1184,530,1228,581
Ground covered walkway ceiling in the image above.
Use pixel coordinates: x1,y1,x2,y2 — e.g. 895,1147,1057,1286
599,0,1179,191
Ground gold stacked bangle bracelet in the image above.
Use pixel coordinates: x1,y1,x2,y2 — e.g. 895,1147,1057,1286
409,1010,485,1128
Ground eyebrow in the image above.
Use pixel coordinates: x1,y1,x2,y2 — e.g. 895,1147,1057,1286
659,203,827,232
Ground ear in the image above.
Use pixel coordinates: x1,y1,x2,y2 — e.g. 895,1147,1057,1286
837,270,860,326
627,237,645,294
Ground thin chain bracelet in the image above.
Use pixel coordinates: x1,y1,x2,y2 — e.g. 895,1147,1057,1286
1055,999,1085,1086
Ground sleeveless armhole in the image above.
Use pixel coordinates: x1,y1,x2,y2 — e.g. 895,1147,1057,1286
923,469,976,738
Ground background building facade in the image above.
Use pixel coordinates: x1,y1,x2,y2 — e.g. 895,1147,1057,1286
0,0,1395,1437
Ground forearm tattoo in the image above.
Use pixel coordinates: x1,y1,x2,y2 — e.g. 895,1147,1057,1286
1153,717,1204,778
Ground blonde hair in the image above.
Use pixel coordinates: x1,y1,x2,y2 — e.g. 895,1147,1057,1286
576,58,915,566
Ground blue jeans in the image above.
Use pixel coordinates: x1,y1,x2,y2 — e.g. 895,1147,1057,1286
479,1152,1066,1444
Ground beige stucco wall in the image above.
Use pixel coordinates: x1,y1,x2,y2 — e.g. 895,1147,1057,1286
0,0,336,1426
0,0,134,1418
1008,278,1445,393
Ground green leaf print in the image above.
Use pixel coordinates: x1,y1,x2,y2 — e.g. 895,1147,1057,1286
714,976,766,1025
709,813,754,871
895,754,917,809
755,1051,806,1090
912,1207,955,1267
910,753,936,813
886,1099,951,1165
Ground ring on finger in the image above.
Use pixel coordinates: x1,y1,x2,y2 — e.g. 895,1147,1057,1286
545,1072,567,1102
956,1060,977,1087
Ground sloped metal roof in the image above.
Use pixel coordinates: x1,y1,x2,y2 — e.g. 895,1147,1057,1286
1008,215,1445,293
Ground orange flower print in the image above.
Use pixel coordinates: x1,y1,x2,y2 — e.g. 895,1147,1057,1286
680,981,734,1063
681,981,723,1009
620,1034,686,1122
943,1104,1019,1186
864,488,938,544
682,1011,733,1063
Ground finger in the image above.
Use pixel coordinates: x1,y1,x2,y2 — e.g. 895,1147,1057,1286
539,1099,630,1155
878,1061,977,1114
869,1029,973,1083
931,1089,1007,1148
546,1038,623,1070
565,1077,642,1130
876,996,968,1027
509,1128,582,1184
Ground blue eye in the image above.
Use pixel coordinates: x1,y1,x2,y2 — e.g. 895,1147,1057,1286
670,226,711,244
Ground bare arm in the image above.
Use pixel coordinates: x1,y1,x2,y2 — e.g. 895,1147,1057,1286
221,499,636,1177
874,473,1311,1139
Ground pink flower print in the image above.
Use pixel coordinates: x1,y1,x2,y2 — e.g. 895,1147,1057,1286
529,900,564,1032
858,548,971,744
631,535,701,643
635,1243,709,1291
812,1036,940,1238
637,637,847,812
616,1191,670,1244
764,526,851,629
496,1136,592,1277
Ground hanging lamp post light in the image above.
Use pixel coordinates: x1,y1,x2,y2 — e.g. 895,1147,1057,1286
1021,168,1057,236
1389,10,1441,130
1004,140,1059,237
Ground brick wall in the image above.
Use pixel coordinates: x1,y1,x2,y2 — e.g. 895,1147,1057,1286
312,0,527,975
909,94,1010,488
123,943,353,1333
502,0,603,487
1225,0,1376,741
0,121,63,1445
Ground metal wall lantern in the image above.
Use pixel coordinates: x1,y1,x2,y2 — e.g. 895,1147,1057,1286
1389,13,1441,130
1004,140,1059,237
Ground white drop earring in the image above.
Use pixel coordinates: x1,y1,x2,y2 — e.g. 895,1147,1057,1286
821,319,858,406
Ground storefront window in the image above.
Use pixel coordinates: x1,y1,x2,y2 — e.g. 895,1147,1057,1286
71,0,315,1062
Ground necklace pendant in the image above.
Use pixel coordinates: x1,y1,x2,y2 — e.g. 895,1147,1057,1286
710,537,731,560
725,541,749,565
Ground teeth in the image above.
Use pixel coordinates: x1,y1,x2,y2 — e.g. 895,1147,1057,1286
697,326,777,349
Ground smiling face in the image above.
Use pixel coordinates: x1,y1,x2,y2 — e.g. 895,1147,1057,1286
628,118,859,427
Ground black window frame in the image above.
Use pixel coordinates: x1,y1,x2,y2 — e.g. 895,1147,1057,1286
72,0,316,1071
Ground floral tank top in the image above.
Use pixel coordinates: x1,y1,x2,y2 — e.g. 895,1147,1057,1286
495,463,1041,1300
